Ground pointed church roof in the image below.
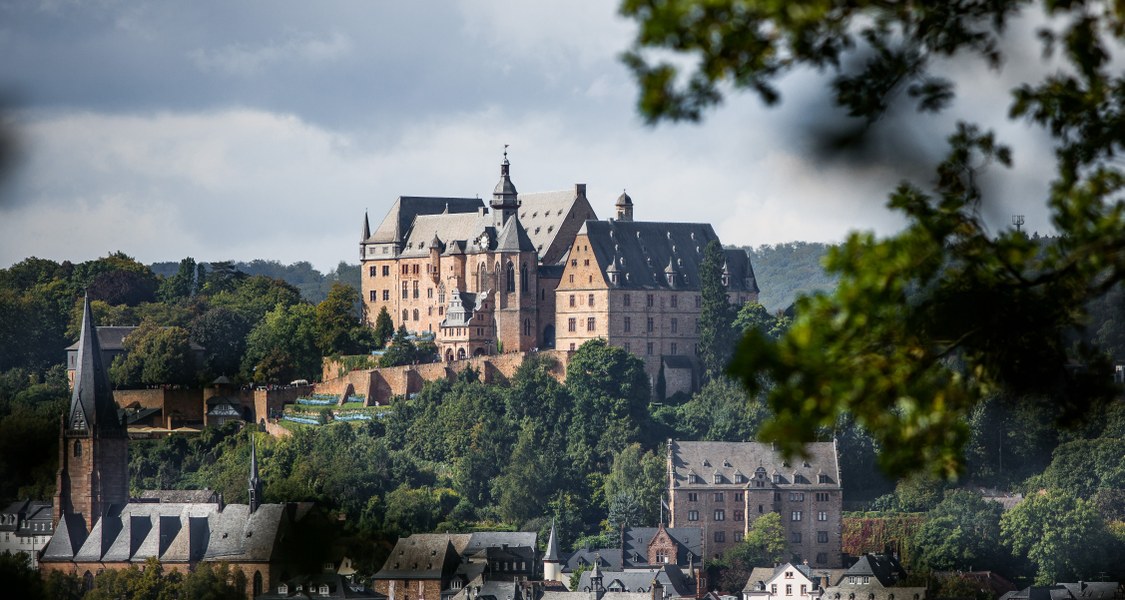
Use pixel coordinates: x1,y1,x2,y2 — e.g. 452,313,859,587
496,215,537,253
363,211,371,241
249,434,262,513
69,295,124,436
41,513,88,560
544,520,560,562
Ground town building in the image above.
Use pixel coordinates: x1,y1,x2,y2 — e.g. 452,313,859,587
666,440,843,567
41,295,314,599
743,563,827,600
359,155,758,389
560,524,703,581
553,214,757,393
372,531,539,600
0,499,53,568
822,554,926,600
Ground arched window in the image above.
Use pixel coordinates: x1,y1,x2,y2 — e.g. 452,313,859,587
402,309,408,322
506,261,515,292
73,440,82,457
458,348,466,360
83,571,94,591
523,319,531,337
478,263,487,291
253,572,263,596
520,263,528,292
412,309,419,321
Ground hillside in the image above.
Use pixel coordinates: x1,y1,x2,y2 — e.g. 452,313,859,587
743,242,838,312
150,259,361,304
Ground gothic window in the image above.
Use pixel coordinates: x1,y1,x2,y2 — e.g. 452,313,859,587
402,282,408,299
506,261,515,292
521,264,528,292
73,440,82,457
524,319,531,337
254,572,263,597
624,317,631,332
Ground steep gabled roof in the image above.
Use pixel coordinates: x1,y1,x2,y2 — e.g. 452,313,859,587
68,296,125,436
40,513,88,561
669,440,840,486
578,220,757,292
367,197,483,245
496,216,537,253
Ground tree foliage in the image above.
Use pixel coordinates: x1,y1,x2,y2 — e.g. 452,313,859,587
241,302,320,383
697,240,736,379
623,0,1125,477
109,322,197,388
913,490,1004,571
1000,489,1111,584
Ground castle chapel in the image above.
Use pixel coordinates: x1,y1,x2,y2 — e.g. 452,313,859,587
360,154,759,390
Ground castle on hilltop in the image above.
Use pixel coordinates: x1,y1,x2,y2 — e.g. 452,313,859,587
360,153,758,393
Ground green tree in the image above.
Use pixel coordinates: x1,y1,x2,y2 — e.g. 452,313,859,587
603,443,666,526
316,282,375,355
913,490,1004,571
564,339,650,472
190,307,251,379
714,512,785,591
1000,489,1110,584
379,325,417,367
373,306,395,349
0,551,44,600
676,376,768,441
622,0,1125,478
697,240,736,379
734,302,789,340
109,322,196,388
158,257,196,302
241,302,320,383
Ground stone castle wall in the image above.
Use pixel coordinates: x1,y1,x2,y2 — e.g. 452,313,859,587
317,350,571,405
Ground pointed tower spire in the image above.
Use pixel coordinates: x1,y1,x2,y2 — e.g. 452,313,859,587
543,518,562,582
55,293,129,530
248,433,262,513
491,145,519,228
363,210,371,241
69,294,123,435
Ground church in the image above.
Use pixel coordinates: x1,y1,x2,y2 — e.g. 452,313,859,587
360,153,758,392
40,296,312,598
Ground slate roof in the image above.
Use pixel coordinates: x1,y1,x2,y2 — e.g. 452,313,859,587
544,522,560,562
1000,584,1125,600
366,197,484,245
670,440,840,487
68,296,126,436
620,527,702,567
42,502,289,565
0,500,52,535
460,531,536,556
578,221,757,292
742,563,817,593
565,548,622,572
841,554,907,587
575,565,696,597
374,534,459,580
259,574,383,599
41,514,87,561
518,189,596,261
401,212,490,258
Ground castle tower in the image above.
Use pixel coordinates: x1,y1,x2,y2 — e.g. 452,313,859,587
248,433,262,513
615,190,633,222
543,519,561,583
491,147,519,229
54,295,129,531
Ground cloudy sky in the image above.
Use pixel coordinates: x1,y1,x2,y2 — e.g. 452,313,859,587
0,1,1059,272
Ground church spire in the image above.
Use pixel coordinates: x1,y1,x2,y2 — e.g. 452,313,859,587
362,210,371,241
248,433,262,513
69,294,123,436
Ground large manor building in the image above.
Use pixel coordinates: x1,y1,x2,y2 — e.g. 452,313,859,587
360,154,758,390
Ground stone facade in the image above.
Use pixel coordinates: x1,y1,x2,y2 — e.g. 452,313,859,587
554,219,758,390
667,440,843,568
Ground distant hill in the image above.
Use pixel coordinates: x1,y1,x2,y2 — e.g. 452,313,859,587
743,242,839,312
149,260,361,304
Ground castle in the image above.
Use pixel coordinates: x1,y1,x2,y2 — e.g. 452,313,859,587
360,153,758,392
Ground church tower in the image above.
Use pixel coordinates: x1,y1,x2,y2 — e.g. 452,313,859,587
491,147,520,229
248,433,263,513
543,519,561,583
54,295,129,531
615,190,633,222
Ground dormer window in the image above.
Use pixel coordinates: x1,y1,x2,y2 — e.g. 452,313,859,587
320,584,330,595
278,584,289,594
772,473,782,483
688,473,699,484
713,473,722,484
819,474,831,484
